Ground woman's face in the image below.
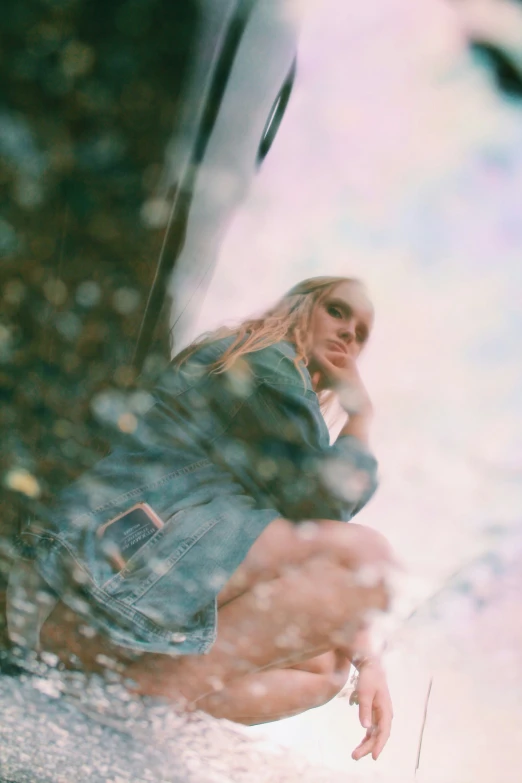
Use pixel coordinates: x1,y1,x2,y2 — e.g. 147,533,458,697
305,281,374,377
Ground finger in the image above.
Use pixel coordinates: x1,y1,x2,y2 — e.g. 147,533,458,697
371,712,393,760
311,371,322,388
322,354,346,373
322,353,355,375
358,691,373,730
351,729,377,761
352,695,393,761
327,353,349,369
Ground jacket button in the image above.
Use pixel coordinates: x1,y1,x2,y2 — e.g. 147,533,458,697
170,632,187,643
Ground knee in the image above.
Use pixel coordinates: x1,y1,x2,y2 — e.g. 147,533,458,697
286,554,391,622
302,520,395,579
242,517,394,581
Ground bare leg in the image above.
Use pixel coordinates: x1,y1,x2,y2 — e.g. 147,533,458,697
125,552,388,706
196,650,353,725
216,517,392,608
41,517,392,723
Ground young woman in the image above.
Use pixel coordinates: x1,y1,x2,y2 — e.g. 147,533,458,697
10,276,394,761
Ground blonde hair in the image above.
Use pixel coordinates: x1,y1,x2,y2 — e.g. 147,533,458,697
174,276,369,380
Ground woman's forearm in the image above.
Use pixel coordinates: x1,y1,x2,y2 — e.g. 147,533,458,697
344,627,380,670
339,413,371,447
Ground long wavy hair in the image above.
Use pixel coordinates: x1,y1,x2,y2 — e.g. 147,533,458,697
173,276,370,381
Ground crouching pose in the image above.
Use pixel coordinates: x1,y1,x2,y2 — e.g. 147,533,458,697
9,276,394,761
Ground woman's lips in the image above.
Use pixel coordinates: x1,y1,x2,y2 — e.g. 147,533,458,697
327,340,347,354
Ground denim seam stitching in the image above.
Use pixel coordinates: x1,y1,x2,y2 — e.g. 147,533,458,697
89,458,212,515
36,536,211,642
206,395,252,444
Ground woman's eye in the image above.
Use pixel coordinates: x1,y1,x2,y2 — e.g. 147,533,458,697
356,330,367,343
327,305,342,318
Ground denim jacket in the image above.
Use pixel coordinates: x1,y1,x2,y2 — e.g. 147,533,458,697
20,339,378,656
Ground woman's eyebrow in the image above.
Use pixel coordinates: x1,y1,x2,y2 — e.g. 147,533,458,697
329,298,353,318
330,297,371,325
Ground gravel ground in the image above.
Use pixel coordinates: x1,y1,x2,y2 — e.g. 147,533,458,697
0,666,352,783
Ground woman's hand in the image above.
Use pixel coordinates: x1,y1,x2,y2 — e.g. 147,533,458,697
313,352,373,418
312,351,373,445
349,659,393,761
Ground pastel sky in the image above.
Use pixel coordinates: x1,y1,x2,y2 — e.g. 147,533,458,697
186,1,522,779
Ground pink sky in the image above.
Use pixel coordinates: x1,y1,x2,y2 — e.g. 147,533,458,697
191,1,522,779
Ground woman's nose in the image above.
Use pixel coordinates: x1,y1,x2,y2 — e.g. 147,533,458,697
339,321,356,342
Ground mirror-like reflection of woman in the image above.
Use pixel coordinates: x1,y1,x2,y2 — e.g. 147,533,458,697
13,276,394,761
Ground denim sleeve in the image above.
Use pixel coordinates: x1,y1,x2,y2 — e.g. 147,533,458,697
245,346,378,521
325,433,379,518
